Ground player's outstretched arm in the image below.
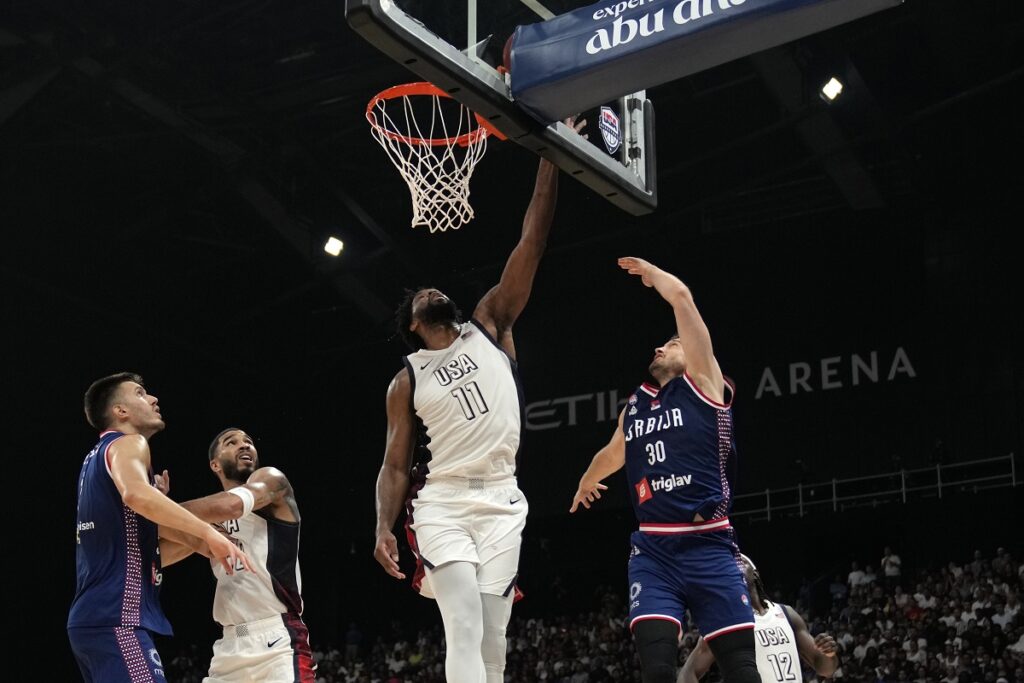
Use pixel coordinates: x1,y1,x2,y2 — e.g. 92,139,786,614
108,435,252,575
374,369,415,580
678,636,715,683
571,409,627,513
618,257,725,403
181,467,297,524
158,536,208,567
473,118,585,356
785,604,839,677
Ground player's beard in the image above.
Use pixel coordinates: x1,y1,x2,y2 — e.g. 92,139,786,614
220,457,255,484
419,298,462,328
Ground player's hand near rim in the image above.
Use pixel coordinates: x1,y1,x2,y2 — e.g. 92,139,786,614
618,256,725,404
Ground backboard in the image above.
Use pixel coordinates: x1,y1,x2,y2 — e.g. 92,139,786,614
345,0,658,216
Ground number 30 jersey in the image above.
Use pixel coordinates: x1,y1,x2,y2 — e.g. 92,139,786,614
404,320,524,481
623,374,737,524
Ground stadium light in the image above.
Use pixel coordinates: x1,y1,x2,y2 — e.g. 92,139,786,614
820,76,844,102
324,236,344,256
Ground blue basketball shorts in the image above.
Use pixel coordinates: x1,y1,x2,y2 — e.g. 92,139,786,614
68,626,167,682
627,519,754,640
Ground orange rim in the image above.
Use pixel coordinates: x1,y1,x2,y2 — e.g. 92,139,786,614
366,82,506,146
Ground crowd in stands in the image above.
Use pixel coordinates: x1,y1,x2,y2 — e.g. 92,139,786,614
164,547,1023,682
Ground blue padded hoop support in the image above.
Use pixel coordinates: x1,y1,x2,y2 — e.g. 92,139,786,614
510,0,904,123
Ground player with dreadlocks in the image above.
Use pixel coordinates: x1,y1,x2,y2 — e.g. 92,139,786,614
679,554,840,683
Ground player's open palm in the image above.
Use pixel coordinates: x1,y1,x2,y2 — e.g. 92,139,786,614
570,480,608,513
618,257,657,287
814,633,838,657
374,530,406,580
205,527,253,575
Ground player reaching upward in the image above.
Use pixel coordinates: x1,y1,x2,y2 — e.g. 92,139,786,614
68,372,250,683
571,258,759,683
680,555,840,683
373,128,583,683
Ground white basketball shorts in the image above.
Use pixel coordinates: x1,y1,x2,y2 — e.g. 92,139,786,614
409,476,528,598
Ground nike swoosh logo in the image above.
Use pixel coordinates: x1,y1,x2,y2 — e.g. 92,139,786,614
420,362,430,370
510,498,521,505
267,637,283,648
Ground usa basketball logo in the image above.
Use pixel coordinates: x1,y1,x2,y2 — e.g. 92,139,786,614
741,594,749,605
599,106,621,155
635,477,653,504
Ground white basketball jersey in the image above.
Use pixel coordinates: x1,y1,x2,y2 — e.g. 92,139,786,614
754,602,802,683
405,320,522,480
211,512,304,626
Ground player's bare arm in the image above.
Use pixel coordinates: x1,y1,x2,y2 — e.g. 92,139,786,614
473,118,586,357
159,534,211,567
374,369,415,580
618,256,725,403
678,636,715,683
571,409,627,512
108,434,252,575
784,604,839,677
181,467,298,524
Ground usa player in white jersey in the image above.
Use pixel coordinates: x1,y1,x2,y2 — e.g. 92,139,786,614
173,428,315,682
679,555,839,683
374,124,584,683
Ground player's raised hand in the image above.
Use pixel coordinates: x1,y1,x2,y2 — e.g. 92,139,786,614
563,115,588,139
153,469,170,496
205,527,253,575
618,257,658,287
570,480,608,513
814,633,838,657
374,530,406,580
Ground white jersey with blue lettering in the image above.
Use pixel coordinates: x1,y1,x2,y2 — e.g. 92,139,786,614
404,320,523,481
754,602,802,683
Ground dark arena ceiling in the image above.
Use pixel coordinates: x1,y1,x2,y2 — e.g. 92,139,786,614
4,0,1022,377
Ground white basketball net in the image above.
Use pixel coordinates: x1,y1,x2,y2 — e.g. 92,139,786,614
367,85,491,233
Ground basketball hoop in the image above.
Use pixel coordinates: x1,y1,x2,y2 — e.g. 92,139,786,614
366,82,505,233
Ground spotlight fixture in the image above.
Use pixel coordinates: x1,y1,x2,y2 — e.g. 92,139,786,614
820,76,844,102
324,236,344,256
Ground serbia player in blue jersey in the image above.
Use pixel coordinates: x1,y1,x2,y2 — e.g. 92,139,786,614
69,372,251,683
570,258,759,683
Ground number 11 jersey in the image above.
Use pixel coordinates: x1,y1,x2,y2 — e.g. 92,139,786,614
404,320,524,481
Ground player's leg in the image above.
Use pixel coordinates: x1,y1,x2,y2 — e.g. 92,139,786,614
68,626,167,682
480,592,513,683
426,560,487,683
705,628,758,683
627,536,687,683
633,619,680,683
681,533,758,683
474,484,528,683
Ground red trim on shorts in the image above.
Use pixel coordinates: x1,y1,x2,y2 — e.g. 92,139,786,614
629,614,682,634
703,622,755,641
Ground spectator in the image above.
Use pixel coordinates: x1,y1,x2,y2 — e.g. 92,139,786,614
850,561,868,589
831,574,850,602
883,546,904,588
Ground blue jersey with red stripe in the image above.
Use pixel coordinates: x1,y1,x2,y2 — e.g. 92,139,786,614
68,431,172,635
623,374,736,524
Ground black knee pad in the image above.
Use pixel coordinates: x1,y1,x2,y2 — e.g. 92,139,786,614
633,620,679,683
707,628,759,683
